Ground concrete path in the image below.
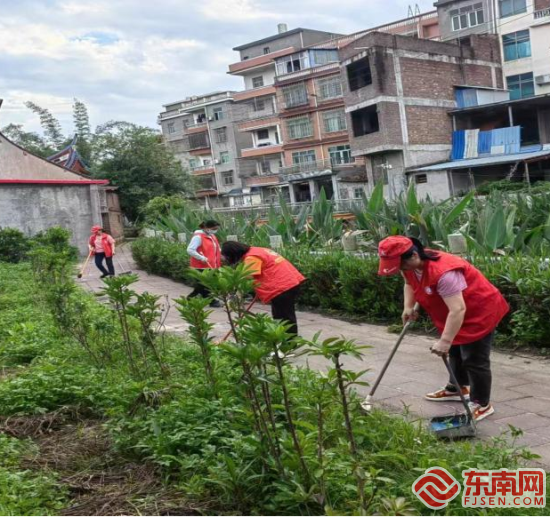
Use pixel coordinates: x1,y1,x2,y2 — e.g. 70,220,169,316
81,246,550,466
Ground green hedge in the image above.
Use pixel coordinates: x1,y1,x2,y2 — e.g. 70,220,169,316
131,238,550,348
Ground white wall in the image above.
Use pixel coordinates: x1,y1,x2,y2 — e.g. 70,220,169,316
253,127,280,147
243,67,277,90
498,5,550,95
410,171,451,201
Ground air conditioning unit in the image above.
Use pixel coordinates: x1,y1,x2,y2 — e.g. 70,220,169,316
214,159,221,165
208,116,215,121
535,75,550,86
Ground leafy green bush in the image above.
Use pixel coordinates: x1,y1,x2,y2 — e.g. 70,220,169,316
31,226,78,259
0,228,30,263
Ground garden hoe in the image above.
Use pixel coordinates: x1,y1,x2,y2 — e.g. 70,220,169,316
361,303,420,413
429,355,476,439
77,251,93,279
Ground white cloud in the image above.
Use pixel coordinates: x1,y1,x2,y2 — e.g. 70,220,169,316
0,0,436,133
199,0,279,21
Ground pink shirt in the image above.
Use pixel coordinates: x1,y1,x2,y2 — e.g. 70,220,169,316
94,235,114,254
415,269,467,298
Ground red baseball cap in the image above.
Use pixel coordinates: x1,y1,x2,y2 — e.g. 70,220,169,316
91,225,102,234
378,236,414,276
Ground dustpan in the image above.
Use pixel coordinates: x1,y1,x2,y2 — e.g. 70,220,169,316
429,355,477,439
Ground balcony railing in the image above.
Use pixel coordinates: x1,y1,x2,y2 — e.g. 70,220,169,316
187,121,208,130
191,164,215,175
279,158,357,178
233,103,277,122
276,62,340,84
212,198,365,216
534,7,550,19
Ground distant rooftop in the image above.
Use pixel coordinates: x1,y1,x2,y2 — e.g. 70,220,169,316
233,27,342,51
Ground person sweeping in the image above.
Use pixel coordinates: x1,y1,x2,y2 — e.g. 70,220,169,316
88,226,116,278
221,241,305,335
377,236,509,422
187,220,222,308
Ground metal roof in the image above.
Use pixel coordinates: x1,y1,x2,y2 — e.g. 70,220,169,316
412,149,550,172
233,28,342,51
450,93,550,114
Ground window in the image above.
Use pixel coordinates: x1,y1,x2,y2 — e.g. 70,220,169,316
256,129,270,140
317,76,343,100
415,174,428,184
282,83,308,108
353,188,364,198
286,116,313,140
499,0,527,18
214,127,227,143
221,170,234,186
310,49,339,66
507,72,535,100
189,158,199,169
254,98,266,111
275,51,309,75
252,76,264,88
351,105,379,137
339,188,350,200
196,113,207,123
329,145,353,165
220,151,230,164
292,150,316,165
167,122,175,134
188,132,209,150
503,30,531,61
347,57,372,91
263,46,270,54
213,107,225,121
451,3,484,31
260,160,271,174
323,110,347,133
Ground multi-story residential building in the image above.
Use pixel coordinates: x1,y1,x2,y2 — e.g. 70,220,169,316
228,14,441,206
436,0,550,99
158,91,253,208
338,32,503,199
228,26,343,204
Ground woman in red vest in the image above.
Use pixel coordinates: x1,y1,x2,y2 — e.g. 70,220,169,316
221,241,305,335
88,226,116,278
377,236,509,422
187,220,222,308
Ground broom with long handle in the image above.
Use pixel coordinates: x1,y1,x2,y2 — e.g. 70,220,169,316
77,250,93,279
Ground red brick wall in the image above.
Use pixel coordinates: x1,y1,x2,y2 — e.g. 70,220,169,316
348,102,403,154
535,0,550,11
406,106,453,145
400,58,464,99
463,64,494,88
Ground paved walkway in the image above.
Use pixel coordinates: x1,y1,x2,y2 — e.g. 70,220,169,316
81,246,550,466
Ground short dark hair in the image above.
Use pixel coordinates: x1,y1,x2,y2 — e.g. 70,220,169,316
222,241,251,265
202,220,220,229
401,237,440,262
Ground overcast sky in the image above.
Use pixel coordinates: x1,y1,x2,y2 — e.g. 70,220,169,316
0,0,434,135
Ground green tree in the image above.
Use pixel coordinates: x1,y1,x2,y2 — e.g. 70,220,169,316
1,124,55,158
91,121,191,221
72,98,92,163
24,101,65,149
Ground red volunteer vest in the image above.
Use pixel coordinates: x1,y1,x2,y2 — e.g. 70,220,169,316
403,251,509,345
89,234,114,257
189,232,221,269
245,247,305,304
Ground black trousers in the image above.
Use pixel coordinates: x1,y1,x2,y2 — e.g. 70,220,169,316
94,252,115,276
271,285,300,336
188,269,212,299
446,331,493,406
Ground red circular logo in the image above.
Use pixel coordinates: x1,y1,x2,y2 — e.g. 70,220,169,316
412,467,461,509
